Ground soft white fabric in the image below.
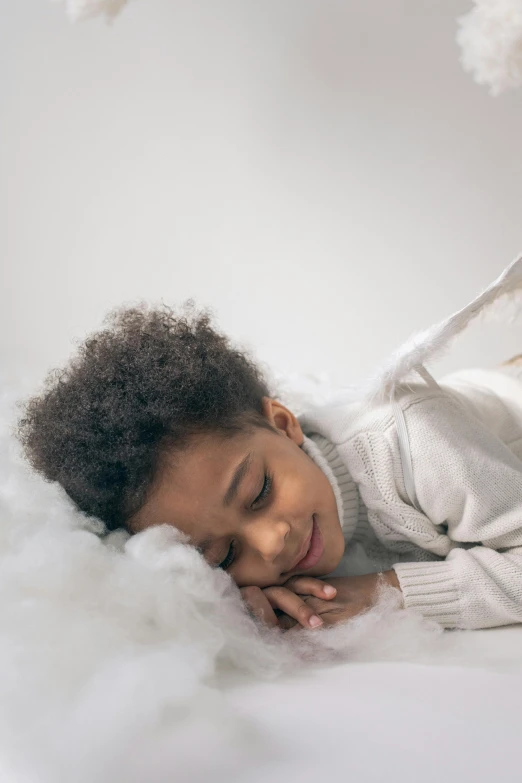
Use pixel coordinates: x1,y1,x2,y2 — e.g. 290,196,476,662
299,366,522,630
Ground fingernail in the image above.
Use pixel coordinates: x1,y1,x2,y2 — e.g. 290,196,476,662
323,586,336,596
309,615,323,628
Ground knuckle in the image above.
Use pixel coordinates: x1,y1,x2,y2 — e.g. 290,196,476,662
283,576,322,594
240,586,261,601
263,586,285,598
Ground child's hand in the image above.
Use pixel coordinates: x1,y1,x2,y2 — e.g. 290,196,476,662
239,577,338,630
272,572,403,630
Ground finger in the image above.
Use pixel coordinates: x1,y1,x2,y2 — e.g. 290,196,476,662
262,586,323,629
317,603,367,626
240,586,279,628
277,614,299,631
282,575,337,599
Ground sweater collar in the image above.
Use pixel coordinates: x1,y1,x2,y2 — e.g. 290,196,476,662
300,433,361,543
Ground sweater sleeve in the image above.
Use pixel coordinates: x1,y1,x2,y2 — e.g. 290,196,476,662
390,391,522,629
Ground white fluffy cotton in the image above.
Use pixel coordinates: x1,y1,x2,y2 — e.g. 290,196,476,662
53,0,129,22
52,0,522,96
3,377,522,782
0,385,447,782
458,0,522,94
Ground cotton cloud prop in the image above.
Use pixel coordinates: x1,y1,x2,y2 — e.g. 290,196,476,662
458,0,522,94
54,0,522,95
1,384,451,783
54,0,128,21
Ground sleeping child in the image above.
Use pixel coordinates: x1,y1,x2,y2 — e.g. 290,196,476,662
18,256,522,632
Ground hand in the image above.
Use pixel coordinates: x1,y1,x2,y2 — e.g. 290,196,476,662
272,571,403,631
240,576,338,630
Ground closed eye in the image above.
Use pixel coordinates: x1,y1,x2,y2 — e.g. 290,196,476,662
218,472,273,570
252,472,273,509
218,540,236,570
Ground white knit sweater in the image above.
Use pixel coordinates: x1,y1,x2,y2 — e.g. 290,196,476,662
299,365,522,630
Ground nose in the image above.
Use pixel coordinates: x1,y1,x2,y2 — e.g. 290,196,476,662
243,516,290,564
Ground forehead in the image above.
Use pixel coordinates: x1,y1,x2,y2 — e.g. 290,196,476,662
129,429,257,533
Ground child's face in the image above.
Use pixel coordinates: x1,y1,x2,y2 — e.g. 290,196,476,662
129,399,345,588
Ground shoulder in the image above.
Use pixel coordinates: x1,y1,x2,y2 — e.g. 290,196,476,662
298,382,450,446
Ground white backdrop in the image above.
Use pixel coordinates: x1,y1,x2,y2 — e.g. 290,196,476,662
1,0,522,393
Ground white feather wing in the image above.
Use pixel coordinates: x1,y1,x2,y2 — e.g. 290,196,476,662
364,253,522,402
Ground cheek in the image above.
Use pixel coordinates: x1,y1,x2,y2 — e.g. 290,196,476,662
297,460,331,510
286,450,323,500
277,473,315,519
232,558,278,589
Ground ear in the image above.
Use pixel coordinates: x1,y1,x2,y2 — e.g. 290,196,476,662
260,398,304,446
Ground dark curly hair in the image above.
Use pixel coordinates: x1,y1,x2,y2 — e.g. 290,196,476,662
18,304,272,531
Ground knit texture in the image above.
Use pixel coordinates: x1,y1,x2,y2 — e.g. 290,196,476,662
299,367,522,630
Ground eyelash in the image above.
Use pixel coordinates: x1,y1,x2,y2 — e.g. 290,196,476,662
251,472,273,510
218,540,237,571
218,472,273,570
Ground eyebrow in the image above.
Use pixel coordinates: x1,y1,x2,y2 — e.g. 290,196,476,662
197,451,254,557
223,451,254,507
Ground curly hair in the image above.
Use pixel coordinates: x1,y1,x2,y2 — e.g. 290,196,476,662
18,304,271,531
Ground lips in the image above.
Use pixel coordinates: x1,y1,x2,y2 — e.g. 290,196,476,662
285,515,324,574
288,526,314,573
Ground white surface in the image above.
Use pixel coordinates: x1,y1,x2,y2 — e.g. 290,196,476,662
241,666,522,783
1,1,522,393
227,635,522,783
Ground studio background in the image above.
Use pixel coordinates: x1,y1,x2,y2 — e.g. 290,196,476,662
2,0,521,392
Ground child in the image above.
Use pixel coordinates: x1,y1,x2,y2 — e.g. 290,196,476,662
18,257,522,632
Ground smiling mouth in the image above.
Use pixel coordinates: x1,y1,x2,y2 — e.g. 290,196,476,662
284,515,324,574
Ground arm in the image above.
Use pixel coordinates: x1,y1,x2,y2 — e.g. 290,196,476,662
386,391,522,629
